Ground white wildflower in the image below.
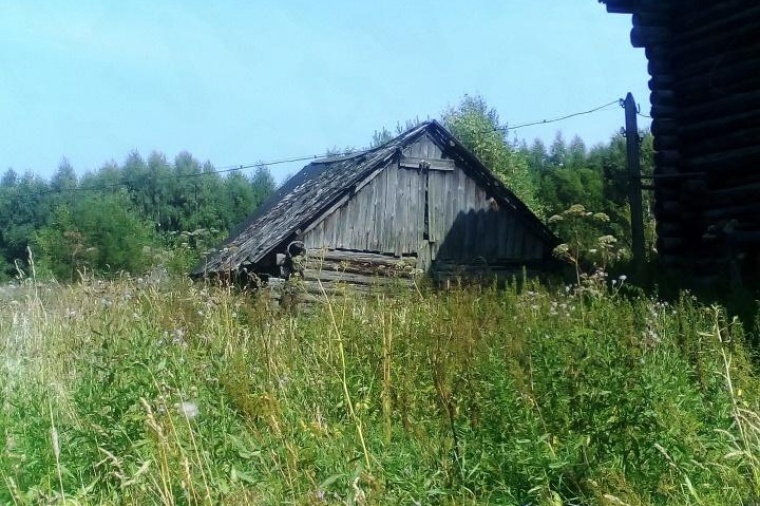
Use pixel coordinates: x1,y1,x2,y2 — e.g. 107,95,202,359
176,401,200,420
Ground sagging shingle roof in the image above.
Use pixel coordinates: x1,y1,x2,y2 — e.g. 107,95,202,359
194,120,554,277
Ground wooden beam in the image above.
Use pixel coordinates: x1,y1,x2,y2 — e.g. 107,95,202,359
399,157,455,171
624,93,646,280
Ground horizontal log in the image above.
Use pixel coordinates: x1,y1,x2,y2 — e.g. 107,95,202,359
680,126,760,158
302,268,416,286
653,199,681,217
653,164,682,177
671,41,760,79
632,25,671,47
399,157,454,171
657,236,683,252
702,201,760,219
674,4,760,45
657,222,682,236
644,43,671,62
669,33,757,73
650,90,675,106
653,135,678,151
650,104,677,119
307,249,416,269
603,0,635,14
653,150,681,165
647,58,672,75
634,12,672,28
678,79,760,108
650,118,678,136
676,91,760,122
702,182,760,206
725,231,760,246
678,107,760,136
305,259,416,278
648,75,675,91
432,260,549,273
673,59,760,97
683,145,760,173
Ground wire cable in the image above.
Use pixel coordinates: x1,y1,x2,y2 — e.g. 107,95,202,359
492,99,622,133
16,98,626,196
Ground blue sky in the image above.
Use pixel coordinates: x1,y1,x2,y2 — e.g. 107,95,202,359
0,1,649,182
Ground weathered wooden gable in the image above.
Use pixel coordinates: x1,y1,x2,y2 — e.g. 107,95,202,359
303,132,550,264
195,120,556,287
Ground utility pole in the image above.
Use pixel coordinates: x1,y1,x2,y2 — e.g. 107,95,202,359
624,92,645,280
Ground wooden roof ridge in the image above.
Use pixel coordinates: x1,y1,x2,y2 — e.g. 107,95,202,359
193,120,555,277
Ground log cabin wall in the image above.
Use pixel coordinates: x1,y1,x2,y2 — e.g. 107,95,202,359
604,0,760,284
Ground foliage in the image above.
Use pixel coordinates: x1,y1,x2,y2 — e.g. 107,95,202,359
443,95,542,215
33,192,155,279
525,128,655,256
0,151,276,280
1,278,759,505
549,204,628,292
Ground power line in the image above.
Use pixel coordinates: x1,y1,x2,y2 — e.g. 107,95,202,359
17,98,626,196
492,99,622,133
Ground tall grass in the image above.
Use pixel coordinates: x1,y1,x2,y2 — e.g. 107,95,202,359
1,276,759,505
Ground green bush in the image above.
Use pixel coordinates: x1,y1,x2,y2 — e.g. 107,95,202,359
33,192,155,280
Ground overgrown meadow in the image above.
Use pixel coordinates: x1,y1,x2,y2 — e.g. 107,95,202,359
2,273,760,505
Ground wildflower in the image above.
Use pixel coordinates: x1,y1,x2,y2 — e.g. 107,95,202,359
172,328,188,347
176,401,200,420
593,212,610,222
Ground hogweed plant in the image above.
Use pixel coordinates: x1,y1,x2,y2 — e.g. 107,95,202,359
549,204,628,297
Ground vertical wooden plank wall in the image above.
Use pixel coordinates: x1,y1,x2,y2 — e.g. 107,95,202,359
303,133,548,270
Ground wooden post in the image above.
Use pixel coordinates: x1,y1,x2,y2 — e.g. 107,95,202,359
624,92,646,280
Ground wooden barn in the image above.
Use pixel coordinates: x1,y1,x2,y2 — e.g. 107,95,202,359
601,0,760,285
194,121,557,299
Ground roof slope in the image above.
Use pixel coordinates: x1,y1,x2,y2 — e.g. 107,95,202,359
194,121,554,276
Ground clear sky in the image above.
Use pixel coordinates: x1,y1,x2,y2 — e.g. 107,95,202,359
0,1,649,182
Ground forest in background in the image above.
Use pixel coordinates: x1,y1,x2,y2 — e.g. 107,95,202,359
0,96,653,282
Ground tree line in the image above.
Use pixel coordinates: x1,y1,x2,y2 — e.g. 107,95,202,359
0,151,276,281
1,95,653,282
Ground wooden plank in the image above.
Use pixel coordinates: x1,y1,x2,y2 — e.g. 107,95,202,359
395,167,406,256
378,166,390,254
340,206,351,250
505,212,516,258
404,169,414,253
401,168,411,254
412,169,423,252
439,171,455,258
311,249,416,265
464,177,479,258
428,171,442,243
387,165,399,255
303,268,415,286
399,157,455,171
368,175,379,251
